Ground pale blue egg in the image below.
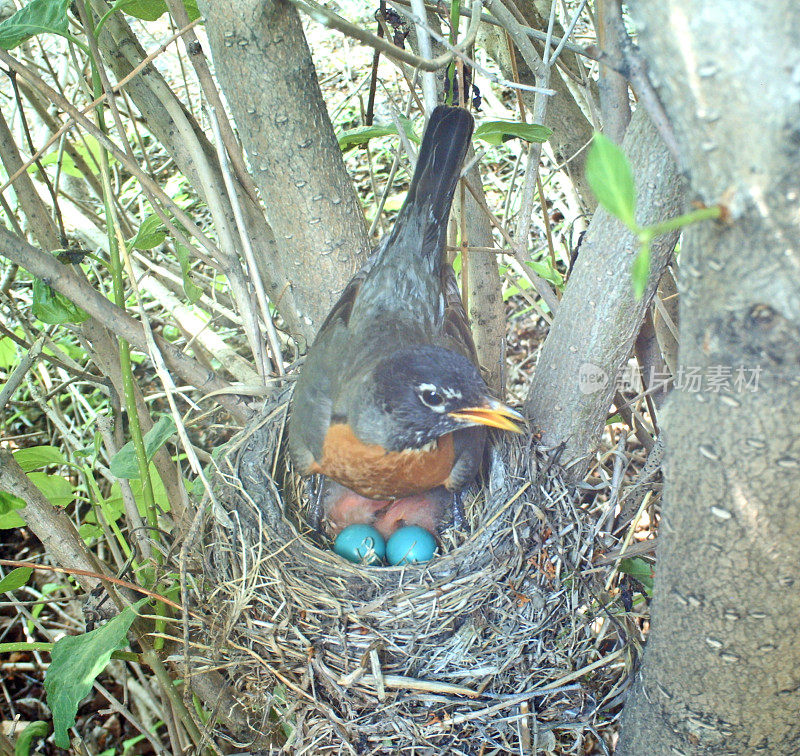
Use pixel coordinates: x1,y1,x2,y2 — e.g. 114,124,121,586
386,526,437,565
333,524,386,565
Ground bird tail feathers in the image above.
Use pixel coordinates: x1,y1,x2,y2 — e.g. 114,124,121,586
384,106,474,266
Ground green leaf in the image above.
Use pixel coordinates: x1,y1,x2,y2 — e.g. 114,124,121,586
585,132,637,228
0,511,25,528
79,522,104,541
110,415,177,479
28,472,73,507
45,600,146,748
127,214,166,251
133,468,170,514
174,244,203,303
112,0,200,21
0,491,25,529
13,445,66,471
33,149,82,179
473,120,552,146
110,0,168,21
182,0,201,21
337,117,418,152
631,243,651,299
0,566,32,593
36,135,107,178
526,259,564,288
382,192,406,213
0,0,71,50
32,278,89,325
14,720,50,756
619,557,654,595
0,336,16,369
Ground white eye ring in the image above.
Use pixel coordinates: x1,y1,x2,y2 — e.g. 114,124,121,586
417,383,446,412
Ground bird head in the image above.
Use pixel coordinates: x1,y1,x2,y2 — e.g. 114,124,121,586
357,346,524,451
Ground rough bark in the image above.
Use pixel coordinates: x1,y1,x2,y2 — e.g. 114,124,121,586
596,0,631,143
0,109,61,251
457,164,506,393
525,108,684,473
617,2,800,752
202,0,369,343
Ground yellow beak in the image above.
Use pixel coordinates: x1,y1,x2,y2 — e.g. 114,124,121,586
448,399,525,433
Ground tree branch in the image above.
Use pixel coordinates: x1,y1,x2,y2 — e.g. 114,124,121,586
525,109,685,475
0,226,253,422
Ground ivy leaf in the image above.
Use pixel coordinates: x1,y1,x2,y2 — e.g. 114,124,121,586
0,0,71,50
526,259,564,288
45,600,146,748
109,0,167,21
0,474,72,528
586,132,637,229
0,335,16,369
174,244,203,303
473,120,552,146
0,491,26,529
13,720,50,756
110,0,200,21
27,473,73,507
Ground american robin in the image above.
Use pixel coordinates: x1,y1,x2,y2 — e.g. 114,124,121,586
287,105,522,538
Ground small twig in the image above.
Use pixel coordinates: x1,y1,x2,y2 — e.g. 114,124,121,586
118,232,236,531
0,226,252,422
409,0,437,111
164,0,260,207
602,6,682,164
549,0,590,65
288,0,458,71
0,19,202,200
207,106,283,379
392,0,604,62
390,0,556,95
367,89,416,238
0,335,43,409
604,491,652,591
0,49,229,269
5,70,67,245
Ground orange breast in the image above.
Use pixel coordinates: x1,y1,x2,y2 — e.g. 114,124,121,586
308,423,455,500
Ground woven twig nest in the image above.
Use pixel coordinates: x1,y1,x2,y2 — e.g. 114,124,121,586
192,386,629,753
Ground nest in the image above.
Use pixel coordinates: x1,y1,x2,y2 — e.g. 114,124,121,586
189,387,634,753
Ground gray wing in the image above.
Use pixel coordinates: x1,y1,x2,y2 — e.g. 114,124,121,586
287,258,374,471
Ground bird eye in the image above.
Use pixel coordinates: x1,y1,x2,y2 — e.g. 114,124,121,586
420,388,444,408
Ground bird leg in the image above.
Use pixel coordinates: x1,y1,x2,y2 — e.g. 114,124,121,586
306,475,326,533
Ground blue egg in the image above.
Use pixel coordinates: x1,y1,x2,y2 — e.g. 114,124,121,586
333,524,386,565
386,526,437,565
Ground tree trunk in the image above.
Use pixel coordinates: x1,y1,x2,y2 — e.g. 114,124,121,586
525,109,683,474
618,2,800,752
202,0,369,342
